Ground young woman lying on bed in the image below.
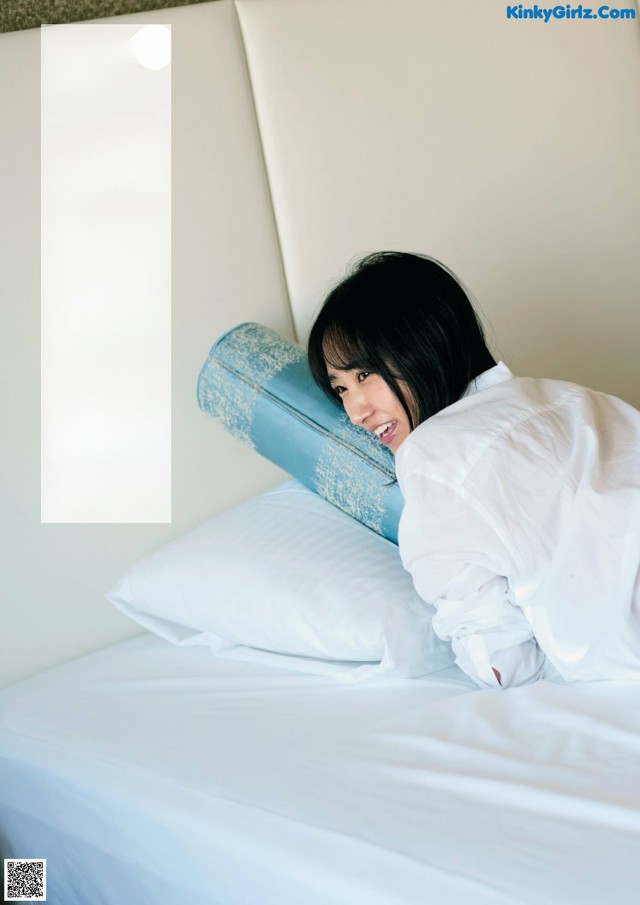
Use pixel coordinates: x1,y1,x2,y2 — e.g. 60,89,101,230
308,251,640,689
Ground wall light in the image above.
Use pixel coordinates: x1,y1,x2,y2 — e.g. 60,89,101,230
127,25,171,71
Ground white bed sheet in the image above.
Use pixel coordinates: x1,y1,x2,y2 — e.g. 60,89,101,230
0,633,639,905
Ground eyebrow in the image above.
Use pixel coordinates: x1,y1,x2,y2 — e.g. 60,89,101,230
326,361,362,383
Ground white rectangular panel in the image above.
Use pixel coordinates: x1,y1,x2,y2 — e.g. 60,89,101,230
41,24,171,523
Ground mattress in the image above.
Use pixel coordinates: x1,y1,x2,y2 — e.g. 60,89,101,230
1,633,639,905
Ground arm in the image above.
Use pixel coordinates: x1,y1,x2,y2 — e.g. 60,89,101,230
409,555,545,688
398,474,545,689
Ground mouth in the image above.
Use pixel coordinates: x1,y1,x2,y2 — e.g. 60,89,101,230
372,421,397,445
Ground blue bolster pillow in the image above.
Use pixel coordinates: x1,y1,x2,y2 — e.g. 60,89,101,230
197,323,403,544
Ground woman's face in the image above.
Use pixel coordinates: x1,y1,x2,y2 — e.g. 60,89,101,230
326,366,413,455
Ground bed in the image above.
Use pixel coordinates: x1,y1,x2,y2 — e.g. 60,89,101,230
2,475,640,904
2,630,640,905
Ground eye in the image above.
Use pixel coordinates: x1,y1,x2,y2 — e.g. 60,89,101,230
333,385,346,397
357,371,370,382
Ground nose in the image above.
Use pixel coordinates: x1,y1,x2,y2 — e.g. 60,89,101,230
344,387,374,426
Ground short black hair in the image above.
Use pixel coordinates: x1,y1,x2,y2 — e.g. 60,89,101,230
307,251,496,430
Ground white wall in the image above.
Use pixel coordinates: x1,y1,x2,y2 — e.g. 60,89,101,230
0,2,291,689
2,0,639,689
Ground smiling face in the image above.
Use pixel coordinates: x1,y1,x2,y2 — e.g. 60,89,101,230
326,367,414,455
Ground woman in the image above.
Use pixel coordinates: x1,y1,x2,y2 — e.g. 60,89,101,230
308,251,640,688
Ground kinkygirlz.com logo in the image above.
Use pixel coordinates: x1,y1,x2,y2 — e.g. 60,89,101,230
506,4,636,19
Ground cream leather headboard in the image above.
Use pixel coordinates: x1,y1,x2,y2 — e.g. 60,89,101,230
236,0,640,406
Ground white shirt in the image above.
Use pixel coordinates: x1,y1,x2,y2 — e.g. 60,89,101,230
395,362,640,688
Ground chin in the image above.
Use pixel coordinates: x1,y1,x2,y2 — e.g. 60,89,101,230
390,430,410,455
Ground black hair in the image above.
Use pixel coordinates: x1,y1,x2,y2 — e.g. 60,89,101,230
307,251,496,430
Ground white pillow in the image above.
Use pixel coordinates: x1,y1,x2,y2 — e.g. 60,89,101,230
107,480,454,682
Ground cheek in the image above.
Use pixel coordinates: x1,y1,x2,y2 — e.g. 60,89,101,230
395,380,417,424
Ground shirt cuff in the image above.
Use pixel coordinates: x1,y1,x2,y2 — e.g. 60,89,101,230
453,636,545,688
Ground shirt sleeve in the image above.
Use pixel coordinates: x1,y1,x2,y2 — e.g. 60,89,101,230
397,472,545,689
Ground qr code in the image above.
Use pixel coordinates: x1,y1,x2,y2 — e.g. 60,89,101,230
4,859,46,901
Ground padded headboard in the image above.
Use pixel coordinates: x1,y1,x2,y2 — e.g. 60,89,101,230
236,0,640,406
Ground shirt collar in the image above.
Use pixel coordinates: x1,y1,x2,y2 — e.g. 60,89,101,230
461,361,514,398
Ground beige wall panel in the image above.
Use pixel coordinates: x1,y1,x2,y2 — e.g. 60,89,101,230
0,1,290,688
236,0,640,405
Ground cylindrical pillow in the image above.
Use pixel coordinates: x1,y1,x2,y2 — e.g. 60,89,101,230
197,322,402,544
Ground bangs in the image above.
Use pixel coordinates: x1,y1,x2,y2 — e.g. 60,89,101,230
320,321,372,372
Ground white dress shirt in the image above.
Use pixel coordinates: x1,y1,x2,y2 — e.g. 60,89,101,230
395,362,640,688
